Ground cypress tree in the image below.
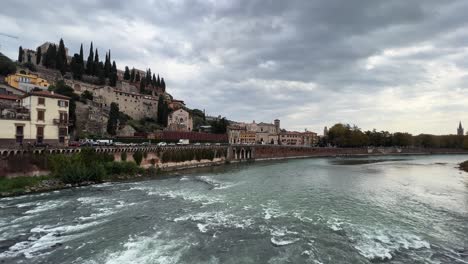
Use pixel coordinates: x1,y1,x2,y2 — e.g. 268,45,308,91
97,61,105,85
139,78,146,94
36,47,42,65
152,73,156,87
70,54,82,80
161,78,166,92
104,50,111,77
124,66,130,80
107,102,119,135
130,68,135,82
86,42,94,75
157,96,164,125
146,68,151,83
109,60,117,86
44,44,57,69
157,74,160,87
79,44,84,64
93,48,99,76
18,46,24,63
27,52,31,63
135,71,141,82
56,38,67,74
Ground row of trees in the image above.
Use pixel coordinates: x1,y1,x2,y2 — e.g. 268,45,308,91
18,39,168,92
323,123,468,149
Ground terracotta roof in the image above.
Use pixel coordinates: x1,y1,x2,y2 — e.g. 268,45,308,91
0,94,20,101
23,91,70,100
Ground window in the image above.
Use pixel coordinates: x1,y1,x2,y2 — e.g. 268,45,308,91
15,125,24,143
37,110,45,121
59,112,68,122
36,126,44,143
58,100,68,107
38,97,45,105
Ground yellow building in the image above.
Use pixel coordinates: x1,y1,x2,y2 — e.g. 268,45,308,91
5,73,50,92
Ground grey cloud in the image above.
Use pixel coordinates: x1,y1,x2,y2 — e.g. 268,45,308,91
1,0,468,134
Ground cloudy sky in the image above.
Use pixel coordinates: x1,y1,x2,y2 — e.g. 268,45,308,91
1,0,468,135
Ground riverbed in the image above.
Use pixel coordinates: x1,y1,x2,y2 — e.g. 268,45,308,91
0,155,467,263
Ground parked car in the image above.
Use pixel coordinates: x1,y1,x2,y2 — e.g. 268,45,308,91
177,139,190,145
68,141,80,147
168,143,176,146
157,142,167,146
140,142,151,146
79,139,98,147
204,143,212,146
194,142,201,146
34,142,49,148
114,142,126,147
96,139,113,146
215,143,221,146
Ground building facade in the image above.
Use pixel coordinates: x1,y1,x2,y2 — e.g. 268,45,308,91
0,91,70,146
228,119,318,146
5,73,50,92
167,108,193,132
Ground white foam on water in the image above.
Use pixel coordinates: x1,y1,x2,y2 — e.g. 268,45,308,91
98,232,189,264
194,175,237,190
261,201,287,220
269,226,301,247
174,211,254,233
326,217,344,231
349,225,431,261
270,237,300,246
0,220,104,259
24,200,68,215
148,189,223,205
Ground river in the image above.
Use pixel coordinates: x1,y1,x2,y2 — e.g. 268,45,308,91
0,155,467,263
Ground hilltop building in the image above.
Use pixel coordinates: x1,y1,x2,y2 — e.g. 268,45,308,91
0,91,70,146
167,108,193,132
458,122,464,136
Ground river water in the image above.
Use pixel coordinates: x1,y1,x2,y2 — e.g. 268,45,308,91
0,155,467,264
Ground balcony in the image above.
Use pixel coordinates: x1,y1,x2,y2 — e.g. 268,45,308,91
53,119,69,126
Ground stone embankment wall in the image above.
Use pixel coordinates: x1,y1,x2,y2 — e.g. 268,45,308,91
1,145,468,178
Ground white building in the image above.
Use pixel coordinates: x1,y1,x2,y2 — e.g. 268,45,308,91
0,91,70,146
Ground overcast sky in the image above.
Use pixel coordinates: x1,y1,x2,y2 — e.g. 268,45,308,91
1,0,468,135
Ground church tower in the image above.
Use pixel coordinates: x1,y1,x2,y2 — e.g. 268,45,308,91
457,121,464,136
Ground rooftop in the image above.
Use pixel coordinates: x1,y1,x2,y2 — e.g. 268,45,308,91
23,91,70,100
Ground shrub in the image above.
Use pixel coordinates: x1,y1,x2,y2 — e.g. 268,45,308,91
121,152,127,161
133,151,143,166
104,161,143,175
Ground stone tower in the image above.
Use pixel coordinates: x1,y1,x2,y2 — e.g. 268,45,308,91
457,121,464,136
324,126,328,136
274,119,280,133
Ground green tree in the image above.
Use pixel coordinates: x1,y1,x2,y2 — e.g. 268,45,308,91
161,78,166,92
79,44,84,65
135,71,141,82
0,52,17,75
43,44,57,69
18,46,24,63
133,151,143,166
124,66,130,80
157,74,160,87
130,68,135,82
36,47,42,65
56,38,67,75
80,90,93,101
93,48,100,76
109,61,118,87
70,54,84,80
52,80,79,133
107,102,119,135
86,42,94,75
27,52,31,63
139,78,146,94
96,61,105,85
104,51,111,77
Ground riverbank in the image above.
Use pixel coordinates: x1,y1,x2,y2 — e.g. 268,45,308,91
2,152,468,198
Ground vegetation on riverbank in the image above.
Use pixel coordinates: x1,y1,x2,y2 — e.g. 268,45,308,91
0,148,150,196
459,160,468,173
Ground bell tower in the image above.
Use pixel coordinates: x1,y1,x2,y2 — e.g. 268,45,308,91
457,121,464,136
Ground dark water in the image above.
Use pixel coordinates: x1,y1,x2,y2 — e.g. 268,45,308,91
0,155,467,264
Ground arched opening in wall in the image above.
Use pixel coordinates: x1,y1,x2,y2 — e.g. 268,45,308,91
271,139,274,144
241,149,245,159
